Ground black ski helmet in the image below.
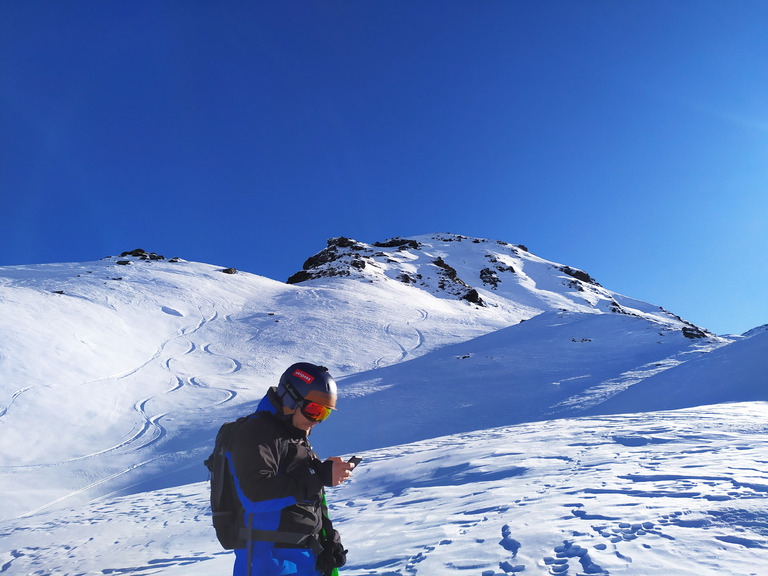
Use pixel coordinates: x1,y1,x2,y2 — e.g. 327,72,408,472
276,362,337,415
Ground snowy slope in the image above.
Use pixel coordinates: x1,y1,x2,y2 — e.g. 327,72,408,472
592,328,768,415
2,404,766,576
0,243,535,518
1,235,766,575
313,311,728,456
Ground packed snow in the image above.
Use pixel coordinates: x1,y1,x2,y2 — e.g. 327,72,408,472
0,234,766,575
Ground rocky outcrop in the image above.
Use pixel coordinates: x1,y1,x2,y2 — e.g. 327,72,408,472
120,249,165,261
682,326,707,339
286,237,371,284
373,238,422,250
559,266,600,286
286,234,496,306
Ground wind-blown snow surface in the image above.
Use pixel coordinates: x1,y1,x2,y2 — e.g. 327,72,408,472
2,405,766,575
1,234,767,574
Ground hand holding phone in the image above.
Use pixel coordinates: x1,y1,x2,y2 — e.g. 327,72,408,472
347,456,362,469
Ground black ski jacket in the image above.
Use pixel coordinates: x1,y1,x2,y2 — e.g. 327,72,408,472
228,388,334,540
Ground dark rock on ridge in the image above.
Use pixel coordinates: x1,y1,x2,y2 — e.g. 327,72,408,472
462,289,484,306
120,249,165,261
373,238,421,250
559,265,600,286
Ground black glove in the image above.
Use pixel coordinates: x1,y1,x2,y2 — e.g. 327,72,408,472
316,529,347,575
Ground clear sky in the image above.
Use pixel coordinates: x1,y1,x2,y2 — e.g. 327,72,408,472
2,1,766,335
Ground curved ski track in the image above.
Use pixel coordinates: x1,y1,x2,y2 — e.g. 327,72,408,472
374,308,428,368
10,307,245,515
0,387,32,419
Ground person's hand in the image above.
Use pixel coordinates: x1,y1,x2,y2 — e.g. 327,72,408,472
326,456,354,487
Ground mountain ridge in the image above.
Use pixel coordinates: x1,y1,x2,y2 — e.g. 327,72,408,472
284,233,715,337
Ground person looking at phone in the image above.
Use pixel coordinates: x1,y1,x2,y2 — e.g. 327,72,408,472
227,362,353,576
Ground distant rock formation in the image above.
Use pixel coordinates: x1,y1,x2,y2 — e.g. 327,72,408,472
284,233,714,336
120,249,165,261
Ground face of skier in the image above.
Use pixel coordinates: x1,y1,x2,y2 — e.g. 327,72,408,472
292,409,319,434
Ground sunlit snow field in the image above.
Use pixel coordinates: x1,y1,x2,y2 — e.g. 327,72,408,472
2,404,765,575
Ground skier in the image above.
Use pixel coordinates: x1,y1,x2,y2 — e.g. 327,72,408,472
227,362,352,576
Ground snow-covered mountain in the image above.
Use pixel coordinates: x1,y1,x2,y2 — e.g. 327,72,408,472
286,234,711,337
1,234,766,575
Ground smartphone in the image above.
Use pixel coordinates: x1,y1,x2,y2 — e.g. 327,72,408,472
347,456,363,468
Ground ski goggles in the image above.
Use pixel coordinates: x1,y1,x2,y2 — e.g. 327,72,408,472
300,400,333,423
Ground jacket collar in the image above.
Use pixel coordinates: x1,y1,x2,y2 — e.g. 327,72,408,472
258,387,309,440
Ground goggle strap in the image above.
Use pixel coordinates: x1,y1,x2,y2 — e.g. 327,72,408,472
282,380,303,403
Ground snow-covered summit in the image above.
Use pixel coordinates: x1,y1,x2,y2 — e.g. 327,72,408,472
287,233,710,337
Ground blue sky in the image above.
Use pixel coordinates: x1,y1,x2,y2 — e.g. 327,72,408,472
2,1,766,335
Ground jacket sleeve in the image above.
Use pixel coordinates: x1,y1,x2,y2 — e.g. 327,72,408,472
229,419,324,505
319,459,334,487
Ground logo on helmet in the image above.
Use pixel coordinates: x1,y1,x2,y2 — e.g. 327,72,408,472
293,369,315,384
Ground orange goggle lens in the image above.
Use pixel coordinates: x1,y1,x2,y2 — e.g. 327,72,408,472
301,401,332,422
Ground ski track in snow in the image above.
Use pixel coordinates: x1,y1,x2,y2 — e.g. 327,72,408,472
6,306,247,516
375,308,428,368
81,311,224,459
102,308,242,451
102,308,242,456
0,387,31,419
202,342,243,375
